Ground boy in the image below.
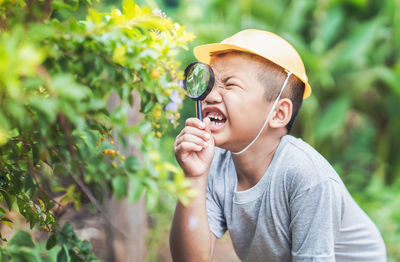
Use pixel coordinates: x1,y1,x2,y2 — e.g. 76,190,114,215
170,29,386,262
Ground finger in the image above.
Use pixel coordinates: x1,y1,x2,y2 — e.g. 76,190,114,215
185,117,206,130
179,126,211,141
203,117,211,134
176,133,209,149
176,141,203,154
203,117,214,146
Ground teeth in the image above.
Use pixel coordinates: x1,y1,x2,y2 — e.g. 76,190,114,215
209,119,224,126
207,111,224,121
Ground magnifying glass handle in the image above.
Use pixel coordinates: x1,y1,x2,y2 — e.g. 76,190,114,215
196,100,203,121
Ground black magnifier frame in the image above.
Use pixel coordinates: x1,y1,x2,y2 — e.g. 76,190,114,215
183,62,215,120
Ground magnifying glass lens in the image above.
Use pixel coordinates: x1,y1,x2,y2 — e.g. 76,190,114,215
183,62,214,120
184,63,213,99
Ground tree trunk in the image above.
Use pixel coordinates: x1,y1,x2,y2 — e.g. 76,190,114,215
103,90,148,261
61,91,148,261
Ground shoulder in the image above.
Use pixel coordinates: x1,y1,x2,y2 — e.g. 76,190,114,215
276,135,343,196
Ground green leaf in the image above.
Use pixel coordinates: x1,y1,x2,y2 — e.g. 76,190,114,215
314,97,350,140
0,190,15,211
330,18,381,70
46,234,58,250
0,218,13,229
27,208,38,229
0,111,10,130
52,186,67,193
141,100,154,114
24,174,35,192
28,97,58,123
123,0,139,19
51,75,89,101
80,240,92,252
138,121,152,134
128,176,144,203
125,156,141,172
61,222,74,235
377,67,400,100
4,101,25,125
38,199,46,213
8,231,35,248
57,245,69,262
312,7,344,53
112,176,128,200
145,187,158,210
70,251,84,262
66,184,77,197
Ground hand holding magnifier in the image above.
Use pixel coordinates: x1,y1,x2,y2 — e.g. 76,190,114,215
183,62,214,121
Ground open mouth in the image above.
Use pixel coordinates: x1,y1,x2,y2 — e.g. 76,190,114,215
204,108,227,127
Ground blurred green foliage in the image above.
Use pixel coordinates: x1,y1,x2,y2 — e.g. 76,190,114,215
1,0,399,260
0,0,195,259
134,0,400,260
0,231,60,261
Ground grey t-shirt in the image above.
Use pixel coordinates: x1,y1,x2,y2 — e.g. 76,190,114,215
206,135,386,262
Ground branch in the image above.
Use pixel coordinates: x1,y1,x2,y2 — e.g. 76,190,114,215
56,113,140,240
26,0,39,22
41,0,53,21
57,113,77,158
52,149,136,241
23,136,61,208
56,113,105,212
27,161,62,207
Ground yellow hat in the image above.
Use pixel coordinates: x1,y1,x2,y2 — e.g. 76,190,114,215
193,29,311,99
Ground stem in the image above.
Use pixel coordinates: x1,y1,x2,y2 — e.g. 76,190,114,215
41,0,53,21
51,147,136,241
27,161,62,207
57,113,76,157
56,114,140,240
57,113,87,183
56,113,105,211
26,0,39,21
23,135,61,208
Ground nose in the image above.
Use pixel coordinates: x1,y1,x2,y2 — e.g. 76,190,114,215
203,81,223,105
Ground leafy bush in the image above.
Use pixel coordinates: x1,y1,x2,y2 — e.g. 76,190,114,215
0,0,194,259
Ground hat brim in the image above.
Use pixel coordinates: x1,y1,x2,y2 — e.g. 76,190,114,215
193,43,311,99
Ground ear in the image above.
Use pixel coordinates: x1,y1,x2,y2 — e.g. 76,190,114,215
269,98,292,129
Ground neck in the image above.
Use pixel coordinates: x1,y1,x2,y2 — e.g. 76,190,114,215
231,132,284,191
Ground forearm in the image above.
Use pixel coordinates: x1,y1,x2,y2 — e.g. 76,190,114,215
170,176,213,262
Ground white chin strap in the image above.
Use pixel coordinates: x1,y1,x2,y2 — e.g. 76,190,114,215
232,71,292,155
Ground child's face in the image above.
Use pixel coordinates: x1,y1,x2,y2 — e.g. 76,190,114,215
202,52,275,151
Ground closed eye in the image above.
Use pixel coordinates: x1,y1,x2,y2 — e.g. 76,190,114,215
225,82,240,89
221,76,244,90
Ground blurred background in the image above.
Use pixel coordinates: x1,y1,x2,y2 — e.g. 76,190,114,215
128,0,400,260
1,0,399,261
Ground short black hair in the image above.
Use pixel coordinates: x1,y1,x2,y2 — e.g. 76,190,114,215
254,56,305,133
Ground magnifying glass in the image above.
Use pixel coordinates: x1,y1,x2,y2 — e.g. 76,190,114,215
183,62,214,121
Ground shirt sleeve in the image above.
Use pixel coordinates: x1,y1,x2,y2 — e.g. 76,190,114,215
206,170,227,239
289,177,342,262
